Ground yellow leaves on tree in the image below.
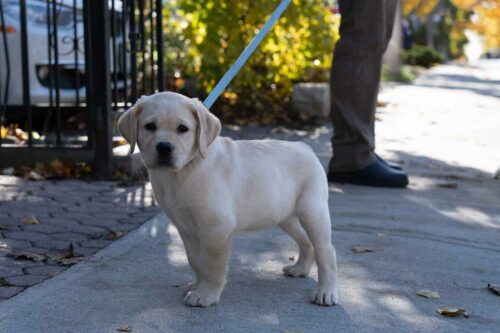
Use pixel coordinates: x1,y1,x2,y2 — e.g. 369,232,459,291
404,0,499,52
403,0,441,20
165,0,340,124
453,0,500,50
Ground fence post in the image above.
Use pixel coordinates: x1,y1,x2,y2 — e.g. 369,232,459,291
84,0,113,179
156,0,165,91
19,0,32,147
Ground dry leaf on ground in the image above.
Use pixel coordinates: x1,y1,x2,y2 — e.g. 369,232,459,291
117,325,133,332
56,257,85,265
0,278,11,286
8,250,46,262
437,307,470,318
417,289,440,299
21,215,40,225
26,170,44,181
436,183,458,189
351,246,375,253
487,283,500,296
107,230,124,240
49,243,85,266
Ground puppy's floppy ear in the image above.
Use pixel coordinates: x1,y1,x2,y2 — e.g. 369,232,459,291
191,98,221,159
117,98,144,155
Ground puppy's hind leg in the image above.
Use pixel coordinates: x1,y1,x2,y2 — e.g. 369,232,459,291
297,197,338,306
279,217,315,277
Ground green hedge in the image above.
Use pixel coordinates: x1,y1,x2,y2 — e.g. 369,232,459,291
163,0,340,125
403,45,444,68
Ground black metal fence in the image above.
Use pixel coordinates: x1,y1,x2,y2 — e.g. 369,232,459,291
0,0,166,178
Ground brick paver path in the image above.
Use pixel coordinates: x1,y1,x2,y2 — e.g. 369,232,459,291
0,176,158,301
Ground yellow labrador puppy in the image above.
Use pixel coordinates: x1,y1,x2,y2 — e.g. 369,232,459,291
118,92,338,307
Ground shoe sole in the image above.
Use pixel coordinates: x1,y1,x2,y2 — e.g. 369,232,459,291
328,173,408,188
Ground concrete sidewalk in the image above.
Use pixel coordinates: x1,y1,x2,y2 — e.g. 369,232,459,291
0,61,499,332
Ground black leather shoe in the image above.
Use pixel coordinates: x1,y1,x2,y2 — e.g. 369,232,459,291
375,153,403,171
328,160,409,188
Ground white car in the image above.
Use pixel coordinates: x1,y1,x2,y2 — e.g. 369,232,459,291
0,0,126,106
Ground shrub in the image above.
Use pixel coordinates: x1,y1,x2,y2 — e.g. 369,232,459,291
381,65,417,83
399,65,417,83
163,0,340,125
402,45,444,68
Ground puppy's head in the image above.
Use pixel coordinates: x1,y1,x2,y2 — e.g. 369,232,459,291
117,92,221,171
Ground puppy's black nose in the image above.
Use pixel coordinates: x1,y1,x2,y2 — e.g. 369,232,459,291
156,142,174,156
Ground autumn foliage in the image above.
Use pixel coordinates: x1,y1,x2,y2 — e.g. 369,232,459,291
404,0,500,52
162,0,340,125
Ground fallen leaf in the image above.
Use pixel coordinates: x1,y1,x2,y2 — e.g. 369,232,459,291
107,230,124,240
436,183,458,189
377,101,389,108
487,283,500,296
49,243,85,266
26,170,44,181
50,159,64,174
417,289,440,299
21,215,40,225
48,253,85,266
8,250,46,262
56,257,85,266
437,306,469,318
117,325,133,332
0,278,11,286
14,128,28,141
351,246,375,253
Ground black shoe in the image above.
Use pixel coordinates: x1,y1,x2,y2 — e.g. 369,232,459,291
328,160,409,188
375,153,403,171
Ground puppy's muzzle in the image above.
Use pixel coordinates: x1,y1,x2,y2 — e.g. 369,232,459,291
156,141,175,166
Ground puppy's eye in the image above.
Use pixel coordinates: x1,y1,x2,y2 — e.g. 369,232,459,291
177,125,189,134
145,123,156,131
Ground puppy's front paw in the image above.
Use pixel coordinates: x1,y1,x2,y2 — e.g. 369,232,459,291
311,287,338,306
183,281,198,295
184,287,220,307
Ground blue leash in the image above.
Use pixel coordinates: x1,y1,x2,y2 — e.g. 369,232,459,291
203,0,292,109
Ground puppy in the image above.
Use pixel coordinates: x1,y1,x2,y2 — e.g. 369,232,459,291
118,92,338,307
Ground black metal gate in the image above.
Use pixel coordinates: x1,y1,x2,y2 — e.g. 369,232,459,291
0,0,165,178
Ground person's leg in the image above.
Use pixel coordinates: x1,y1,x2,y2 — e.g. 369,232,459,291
329,0,398,172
